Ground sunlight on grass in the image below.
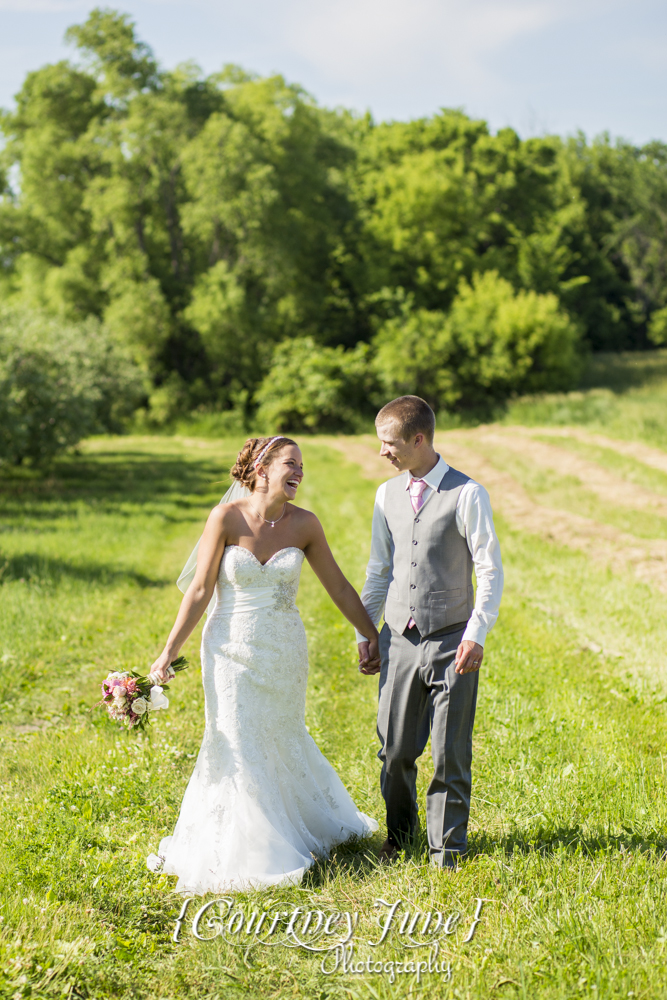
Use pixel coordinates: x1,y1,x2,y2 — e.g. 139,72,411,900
504,348,667,449
1,432,667,997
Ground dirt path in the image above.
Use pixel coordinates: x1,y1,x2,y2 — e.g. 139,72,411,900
323,437,402,482
326,434,667,595
472,429,667,519
440,434,667,593
519,426,667,477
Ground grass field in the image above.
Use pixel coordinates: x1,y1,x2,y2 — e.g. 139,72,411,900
2,367,667,997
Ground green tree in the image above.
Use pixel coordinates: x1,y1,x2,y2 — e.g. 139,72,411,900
612,141,667,338
354,119,667,353
0,10,362,420
181,71,361,404
1,7,665,436
352,113,569,311
373,272,583,415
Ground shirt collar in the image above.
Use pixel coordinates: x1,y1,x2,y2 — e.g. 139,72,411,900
404,454,449,491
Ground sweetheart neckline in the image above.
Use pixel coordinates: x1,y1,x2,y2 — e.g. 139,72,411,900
224,544,304,568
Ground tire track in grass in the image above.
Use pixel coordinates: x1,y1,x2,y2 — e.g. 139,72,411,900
474,429,667,518
327,434,667,596
520,426,667,477
439,434,667,595
323,436,401,482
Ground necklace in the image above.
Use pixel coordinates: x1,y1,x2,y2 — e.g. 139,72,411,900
249,501,286,528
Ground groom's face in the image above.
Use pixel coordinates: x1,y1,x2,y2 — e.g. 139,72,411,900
376,422,421,472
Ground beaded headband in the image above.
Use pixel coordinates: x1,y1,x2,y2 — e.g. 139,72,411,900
254,436,286,468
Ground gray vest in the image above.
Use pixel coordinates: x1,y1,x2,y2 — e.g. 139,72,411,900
383,466,474,637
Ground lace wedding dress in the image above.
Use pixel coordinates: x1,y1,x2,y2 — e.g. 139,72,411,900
147,544,377,893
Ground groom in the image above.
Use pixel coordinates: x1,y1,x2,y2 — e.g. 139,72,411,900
357,396,503,868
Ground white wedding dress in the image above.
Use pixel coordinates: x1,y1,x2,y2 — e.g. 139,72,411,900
147,544,377,893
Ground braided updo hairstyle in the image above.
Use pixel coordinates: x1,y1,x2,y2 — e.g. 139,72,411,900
230,436,298,492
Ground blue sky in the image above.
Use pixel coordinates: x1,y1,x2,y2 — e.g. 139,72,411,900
1,0,665,144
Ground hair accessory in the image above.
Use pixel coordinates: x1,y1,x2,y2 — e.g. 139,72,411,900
254,436,285,468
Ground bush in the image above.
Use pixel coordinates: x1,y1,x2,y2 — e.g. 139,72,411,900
255,337,379,433
0,309,146,465
648,306,667,346
373,271,585,415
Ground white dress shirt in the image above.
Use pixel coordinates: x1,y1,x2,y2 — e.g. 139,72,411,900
355,455,503,646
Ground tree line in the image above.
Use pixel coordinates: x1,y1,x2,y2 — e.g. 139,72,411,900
1,8,666,456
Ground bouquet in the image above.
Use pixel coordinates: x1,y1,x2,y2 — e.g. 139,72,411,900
97,657,189,731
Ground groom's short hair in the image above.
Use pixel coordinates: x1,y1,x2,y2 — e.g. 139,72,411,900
376,396,435,444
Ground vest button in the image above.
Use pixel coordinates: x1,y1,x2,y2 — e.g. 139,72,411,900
412,540,418,545
415,518,420,523
410,606,415,612
411,561,417,567
411,584,416,589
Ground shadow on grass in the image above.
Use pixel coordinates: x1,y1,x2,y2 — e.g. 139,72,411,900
0,449,230,523
0,552,167,589
580,349,667,393
303,835,389,888
468,825,667,859
303,823,667,886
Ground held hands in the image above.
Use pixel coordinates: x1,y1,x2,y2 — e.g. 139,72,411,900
358,639,381,675
455,639,484,674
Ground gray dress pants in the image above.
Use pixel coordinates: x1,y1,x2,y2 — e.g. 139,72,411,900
377,620,478,866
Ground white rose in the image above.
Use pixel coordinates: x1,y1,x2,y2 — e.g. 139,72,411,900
149,685,169,712
132,697,148,716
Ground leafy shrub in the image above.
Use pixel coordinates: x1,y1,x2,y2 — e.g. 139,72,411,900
648,306,667,346
255,337,378,433
373,271,585,415
0,309,145,465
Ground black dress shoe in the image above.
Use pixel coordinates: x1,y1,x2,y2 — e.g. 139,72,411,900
379,838,398,863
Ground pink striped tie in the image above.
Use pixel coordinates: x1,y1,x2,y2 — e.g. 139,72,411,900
407,479,427,629
409,478,427,513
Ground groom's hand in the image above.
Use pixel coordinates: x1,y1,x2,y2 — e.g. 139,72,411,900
358,640,381,675
455,640,484,675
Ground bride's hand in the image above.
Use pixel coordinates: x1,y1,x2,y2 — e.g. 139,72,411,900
148,652,176,685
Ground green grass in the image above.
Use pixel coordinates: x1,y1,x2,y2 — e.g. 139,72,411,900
2,433,667,998
463,435,667,542
504,348,667,448
528,434,667,495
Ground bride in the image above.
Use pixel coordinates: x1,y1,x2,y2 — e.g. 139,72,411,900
146,435,380,893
